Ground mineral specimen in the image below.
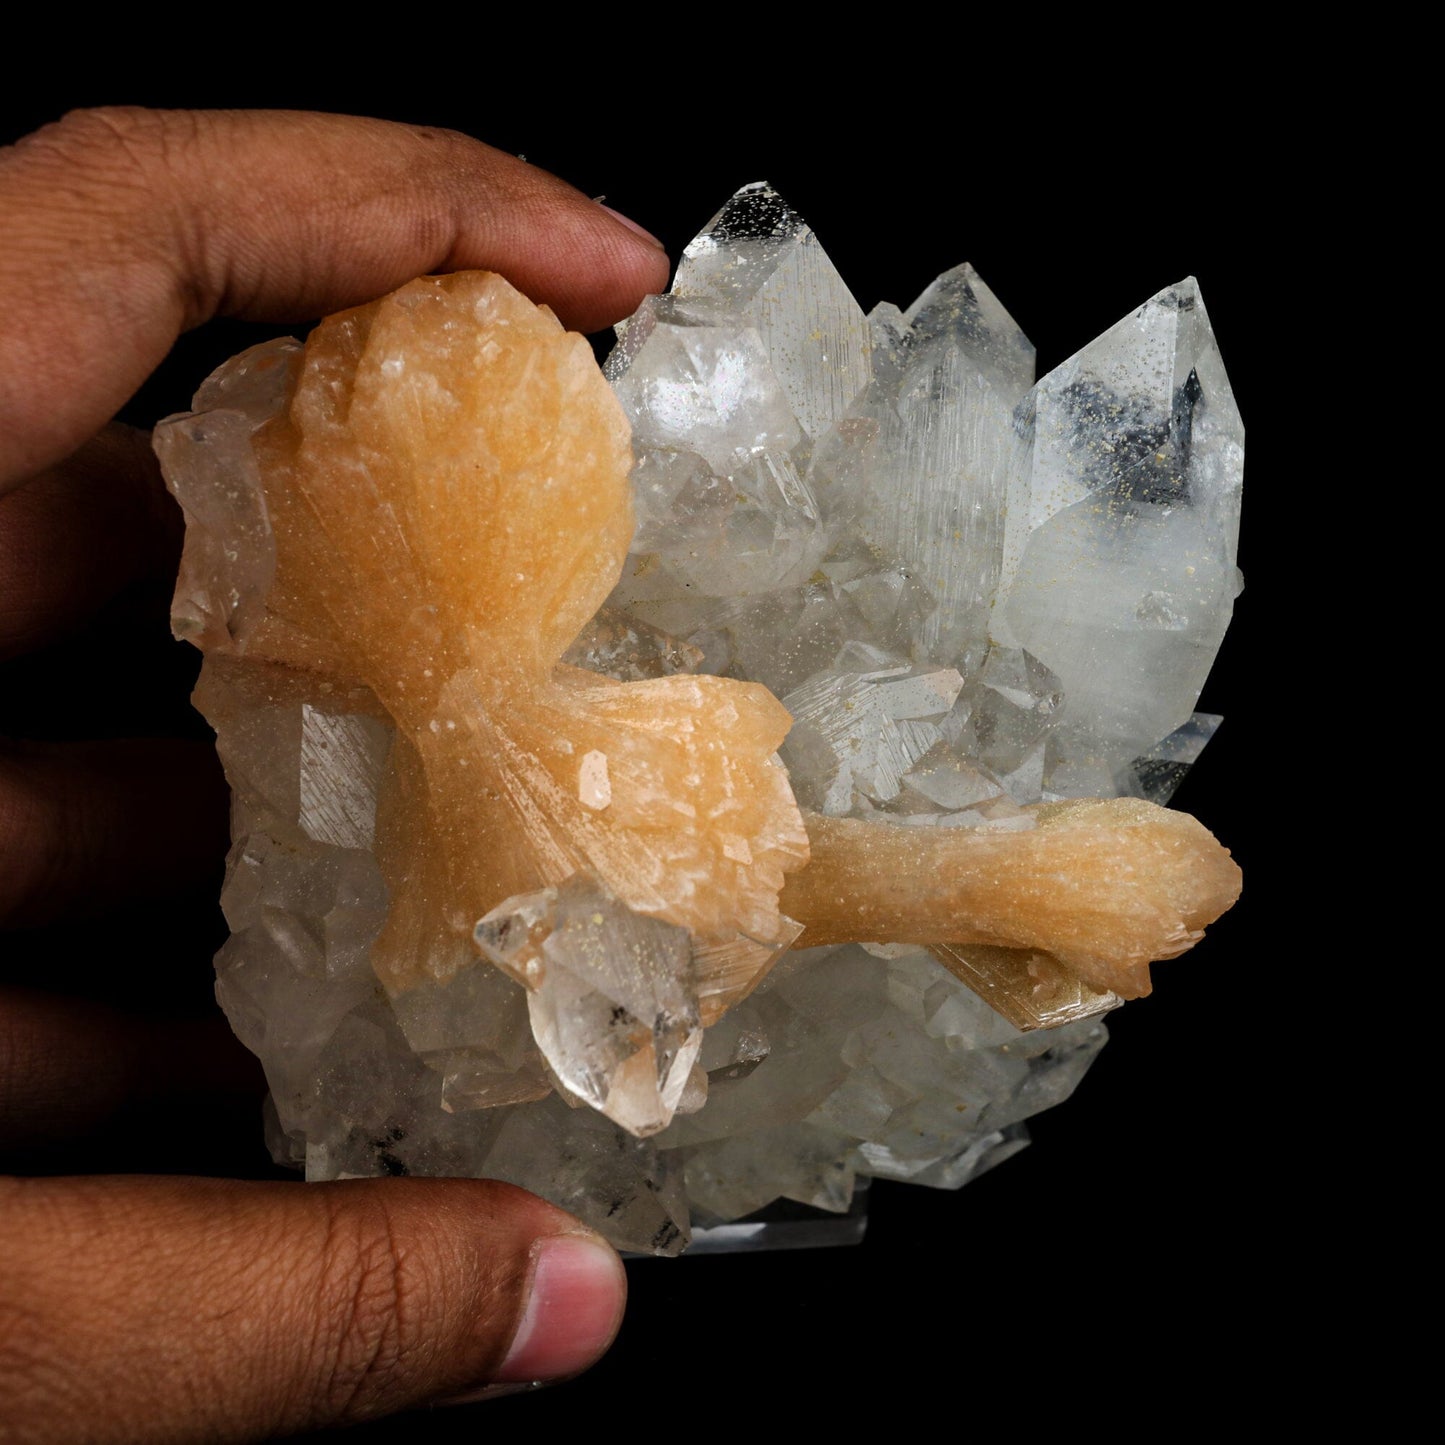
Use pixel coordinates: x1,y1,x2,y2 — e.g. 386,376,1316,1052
155,184,1242,1254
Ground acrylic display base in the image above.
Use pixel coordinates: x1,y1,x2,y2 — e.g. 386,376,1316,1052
649,1182,871,1258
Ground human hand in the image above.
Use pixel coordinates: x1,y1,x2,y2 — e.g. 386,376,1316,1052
0,107,671,1442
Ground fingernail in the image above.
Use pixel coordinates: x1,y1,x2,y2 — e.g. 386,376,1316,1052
496,1234,626,1384
600,204,666,250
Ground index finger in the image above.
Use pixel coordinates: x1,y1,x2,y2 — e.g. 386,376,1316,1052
0,107,670,490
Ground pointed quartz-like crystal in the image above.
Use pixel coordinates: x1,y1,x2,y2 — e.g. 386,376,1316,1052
670,181,873,442
157,339,300,648
472,872,802,1133
474,874,702,1137
902,263,1036,407
562,606,704,682
808,282,1033,671
1126,712,1224,805
942,645,1063,784
1001,280,1244,754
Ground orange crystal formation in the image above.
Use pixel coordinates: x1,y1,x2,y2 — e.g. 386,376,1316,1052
173,272,812,1004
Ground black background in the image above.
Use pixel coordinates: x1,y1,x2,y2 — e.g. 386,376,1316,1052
2,76,1314,1436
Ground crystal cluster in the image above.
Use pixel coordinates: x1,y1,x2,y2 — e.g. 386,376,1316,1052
155,185,1242,1254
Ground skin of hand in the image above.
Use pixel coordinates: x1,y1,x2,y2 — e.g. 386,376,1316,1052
0,107,671,1442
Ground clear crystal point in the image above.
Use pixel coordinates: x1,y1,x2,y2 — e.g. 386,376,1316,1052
673,181,873,443
606,295,803,471
1002,279,1244,758
474,874,703,1138
808,300,1027,672
903,262,1036,404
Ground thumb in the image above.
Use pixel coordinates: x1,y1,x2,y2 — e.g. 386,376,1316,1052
0,1173,626,1441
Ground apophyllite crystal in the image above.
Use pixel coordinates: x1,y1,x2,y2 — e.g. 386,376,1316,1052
155,184,1242,1254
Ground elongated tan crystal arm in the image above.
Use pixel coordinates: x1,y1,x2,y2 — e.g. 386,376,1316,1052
782,798,1242,998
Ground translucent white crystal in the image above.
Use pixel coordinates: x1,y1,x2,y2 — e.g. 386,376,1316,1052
474,874,702,1138
938,644,1062,789
1001,280,1244,759
613,444,825,601
780,662,964,813
807,273,1032,671
901,263,1036,406
606,296,802,472
685,1124,857,1221
476,1095,691,1255
671,181,873,444
154,339,299,647
1127,711,1223,804
561,607,704,681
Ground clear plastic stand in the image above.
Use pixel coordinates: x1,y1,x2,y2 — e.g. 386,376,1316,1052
636,1182,870,1257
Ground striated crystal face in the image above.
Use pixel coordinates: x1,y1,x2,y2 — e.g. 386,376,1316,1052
156,187,1242,1254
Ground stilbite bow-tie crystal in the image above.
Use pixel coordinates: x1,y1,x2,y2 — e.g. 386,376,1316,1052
154,183,1242,1254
